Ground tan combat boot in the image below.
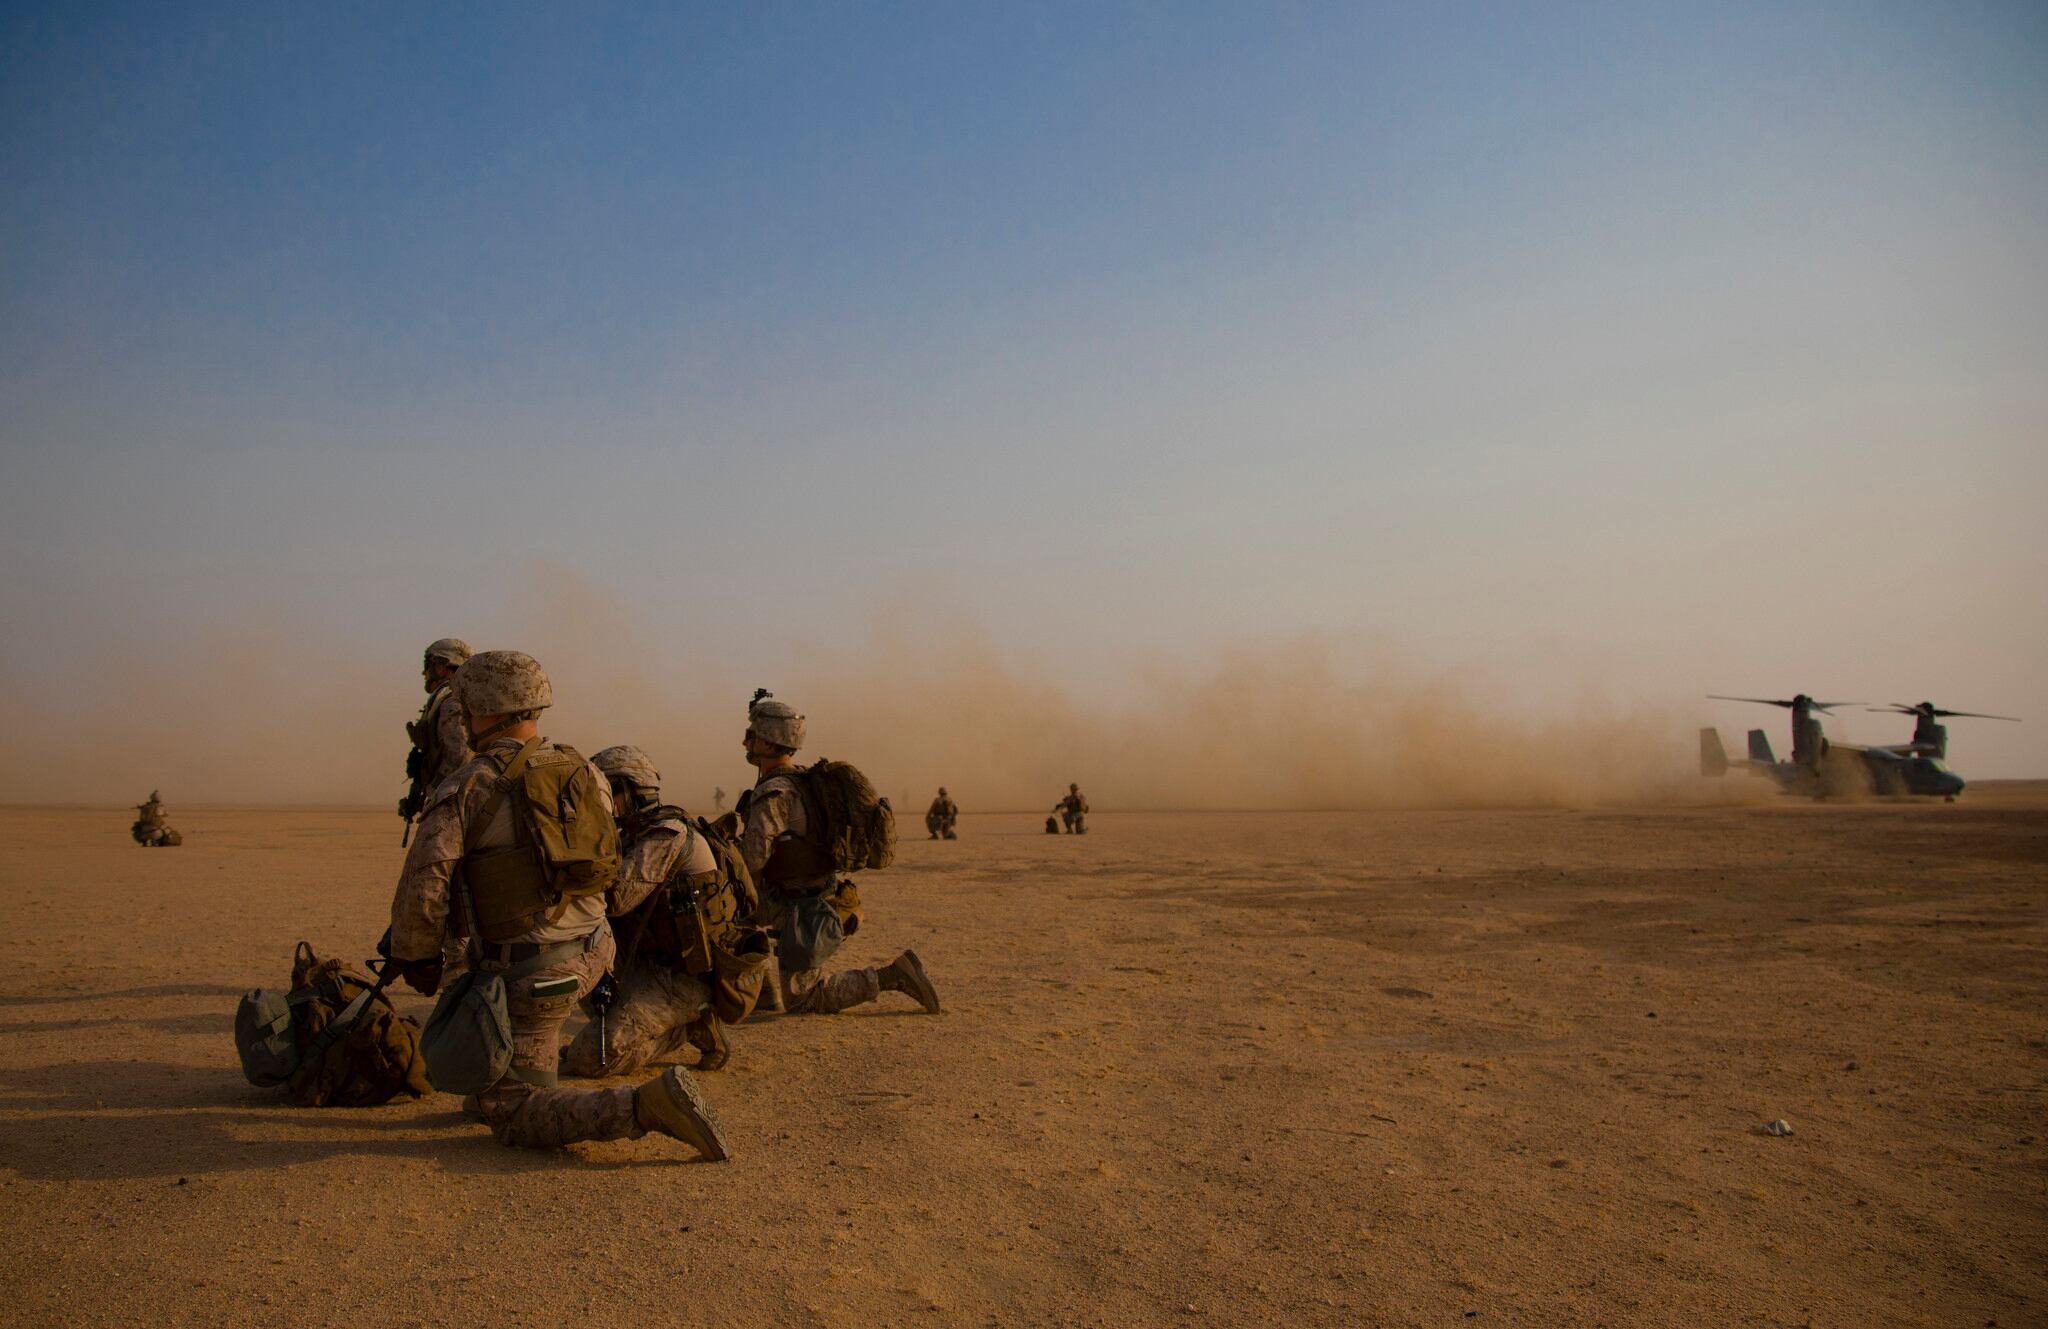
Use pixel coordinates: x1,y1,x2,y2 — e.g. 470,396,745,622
685,1013,730,1072
878,949,941,1013
634,1067,731,1161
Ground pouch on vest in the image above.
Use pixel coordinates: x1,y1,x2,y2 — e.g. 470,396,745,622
709,927,774,1023
827,879,863,937
421,969,513,1096
668,861,738,975
775,890,845,971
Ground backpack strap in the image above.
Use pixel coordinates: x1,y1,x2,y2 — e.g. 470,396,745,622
302,965,398,1058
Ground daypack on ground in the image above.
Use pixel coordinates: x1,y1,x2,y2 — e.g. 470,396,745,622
789,759,896,873
463,738,620,942
233,942,431,1107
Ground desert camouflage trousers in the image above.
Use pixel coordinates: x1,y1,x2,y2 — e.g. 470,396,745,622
560,961,711,1079
778,960,881,1014
754,893,883,1015
475,926,645,1149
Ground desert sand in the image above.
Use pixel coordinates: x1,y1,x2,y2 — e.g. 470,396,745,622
2,789,2043,1328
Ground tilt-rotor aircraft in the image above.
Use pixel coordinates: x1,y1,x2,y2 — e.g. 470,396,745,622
1697,693,2007,800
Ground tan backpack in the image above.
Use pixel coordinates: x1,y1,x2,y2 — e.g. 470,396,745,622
789,759,896,873
234,943,431,1107
462,738,620,943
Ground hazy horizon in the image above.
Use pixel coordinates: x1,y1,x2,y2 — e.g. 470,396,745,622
4,3,2043,803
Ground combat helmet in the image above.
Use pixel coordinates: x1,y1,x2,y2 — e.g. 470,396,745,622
424,637,472,667
593,744,661,790
456,650,553,718
746,689,805,751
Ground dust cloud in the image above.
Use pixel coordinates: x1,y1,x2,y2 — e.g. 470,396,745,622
753,629,1724,813
0,578,1734,811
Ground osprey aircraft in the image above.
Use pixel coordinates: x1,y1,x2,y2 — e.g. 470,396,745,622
1697,693,2014,800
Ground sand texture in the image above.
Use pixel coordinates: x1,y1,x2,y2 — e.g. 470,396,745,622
2,791,2044,1328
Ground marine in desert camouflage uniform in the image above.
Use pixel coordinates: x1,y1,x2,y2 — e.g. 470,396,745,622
925,788,958,840
560,744,755,1077
386,650,728,1157
1055,783,1089,834
740,693,941,1017
405,638,477,976
410,638,475,797
131,790,182,846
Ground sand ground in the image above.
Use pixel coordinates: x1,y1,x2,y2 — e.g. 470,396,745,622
1,789,2043,1329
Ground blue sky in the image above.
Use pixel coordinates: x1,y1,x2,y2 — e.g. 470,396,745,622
2,2,2044,798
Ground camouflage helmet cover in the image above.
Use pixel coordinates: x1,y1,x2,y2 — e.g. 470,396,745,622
747,692,805,751
424,637,472,666
455,650,553,716
592,744,661,789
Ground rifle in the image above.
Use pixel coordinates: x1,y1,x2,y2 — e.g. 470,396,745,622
398,719,429,846
586,969,617,1071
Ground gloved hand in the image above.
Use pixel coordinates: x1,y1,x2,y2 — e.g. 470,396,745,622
398,957,444,996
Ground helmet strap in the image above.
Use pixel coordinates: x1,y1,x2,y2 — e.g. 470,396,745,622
468,711,529,747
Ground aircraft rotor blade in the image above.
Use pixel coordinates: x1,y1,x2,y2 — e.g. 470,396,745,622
1875,703,2021,722
1809,701,1861,713
1707,695,1796,709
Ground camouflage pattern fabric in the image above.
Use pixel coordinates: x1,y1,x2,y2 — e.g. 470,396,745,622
559,963,710,1078
739,772,834,892
752,892,882,1014
742,772,884,1015
422,686,473,792
388,736,613,962
474,928,646,1148
389,739,639,1150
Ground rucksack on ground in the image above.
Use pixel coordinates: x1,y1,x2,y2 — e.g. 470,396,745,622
791,759,896,873
233,942,431,1107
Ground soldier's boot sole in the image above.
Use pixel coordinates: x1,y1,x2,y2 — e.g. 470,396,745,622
879,949,941,1014
634,1067,730,1161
